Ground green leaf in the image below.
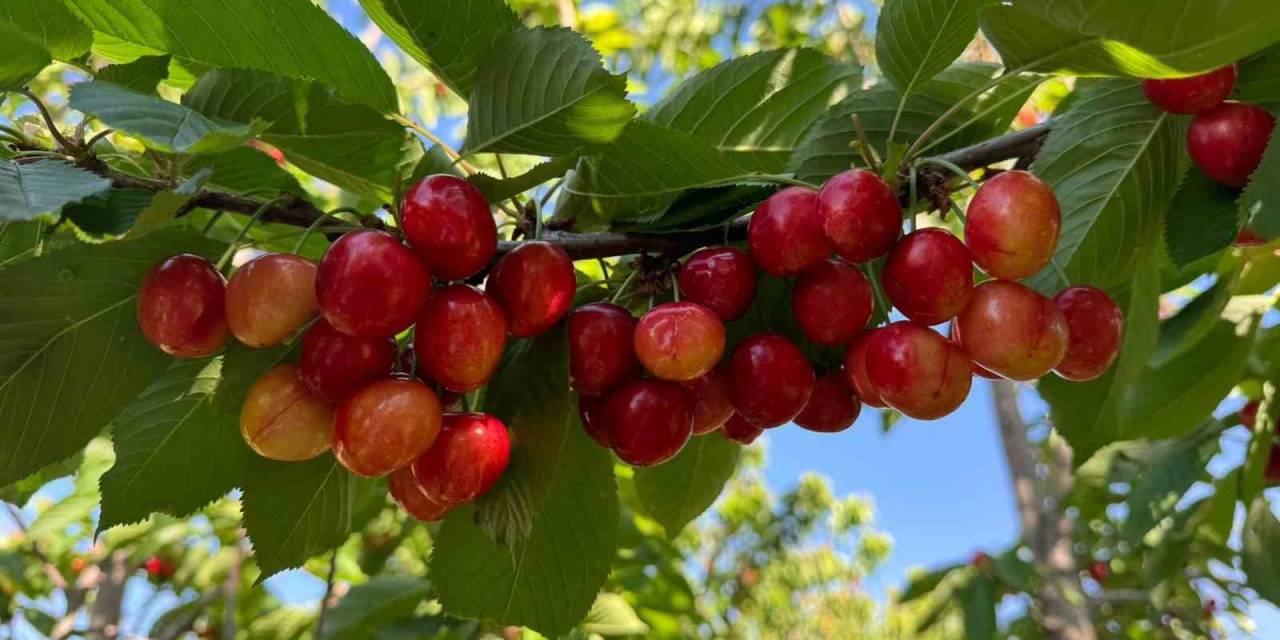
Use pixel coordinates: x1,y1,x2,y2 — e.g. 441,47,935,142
0,0,92,61
0,27,50,91
319,576,431,640
1238,45,1280,106
1243,496,1280,607
0,450,82,506
961,575,997,640
61,189,154,238
468,156,576,204
0,221,44,268
1203,469,1240,545
1122,438,1214,543
899,563,963,603
62,0,397,111
635,435,740,537
1241,129,1280,240
1151,283,1232,368
876,0,988,97
148,600,205,639
0,160,111,222
580,593,650,637
27,439,113,539
69,82,266,154
1164,169,1243,267
96,55,171,94
357,0,520,96
186,147,303,196
0,228,219,487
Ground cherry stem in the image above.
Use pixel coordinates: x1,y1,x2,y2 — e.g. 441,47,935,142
293,207,366,253
908,164,919,212
904,61,1039,163
670,273,681,302
390,114,478,175
916,157,983,192
611,269,640,304
597,258,611,282
217,196,293,269
850,114,883,173
946,198,968,224
20,89,75,151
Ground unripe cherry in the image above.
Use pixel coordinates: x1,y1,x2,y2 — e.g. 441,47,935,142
401,174,497,280
819,169,901,263
965,171,1061,280
679,247,757,321
316,230,430,338
794,371,860,433
486,241,576,338
239,364,334,461
634,302,725,381
721,413,764,445
1142,65,1237,114
604,379,694,466
225,253,318,348
953,280,1069,381
844,330,886,409
881,228,973,325
865,322,972,420
792,258,874,345
748,186,830,276
414,284,508,393
1053,285,1124,382
299,319,397,403
412,413,511,504
681,368,736,436
388,466,453,522
568,302,639,396
1187,102,1276,188
137,254,230,358
727,333,815,428
333,378,442,477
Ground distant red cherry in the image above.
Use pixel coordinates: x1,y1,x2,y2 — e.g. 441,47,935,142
1268,445,1280,485
604,379,693,466
965,171,1061,280
144,556,174,580
679,247,757,321
971,552,992,569
721,414,763,445
578,394,611,448
727,334,815,428
634,302,725,382
1053,286,1124,382
882,228,973,325
414,285,508,393
412,413,511,504
748,186,831,276
568,303,639,395
334,378,442,477
819,169,901,264
486,241,576,338
70,557,87,574
401,175,497,281
865,322,971,420
954,280,1069,381
1241,401,1261,430
1235,228,1267,246
681,368,736,436
1088,561,1110,583
316,230,430,338
137,254,230,358
299,319,397,403
792,258,874,345
1142,65,1237,114
794,371,860,433
389,466,453,522
1187,102,1276,188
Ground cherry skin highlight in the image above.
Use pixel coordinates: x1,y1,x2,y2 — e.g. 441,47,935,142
568,302,639,396
137,254,230,358
225,253,318,348
844,330,886,409
578,394,611,448
819,169,902,264
412,413,511,504
792,258,874,345
679,247,757,321
864,322,972,420
881,228,973,325
748,186,831,276
794,371,860,433
721,414,763,445
239,364,334,462
634,302,726,381
299,319,397,403
388,466,453,522
1142,65,1237,114
604,379,694,467
953,280,1069,381
486,241,576,338
333,378,442,478
414,284,509,393
681,367,736,436
401,174,497,280
727,333,815,428
316,230,430,338
1053,285,1124,382
965,170,1061,280
1187,102,1276,188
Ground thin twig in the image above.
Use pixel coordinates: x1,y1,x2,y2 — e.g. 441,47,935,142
20,89,75,151
390,114,479,175
314,551,339,637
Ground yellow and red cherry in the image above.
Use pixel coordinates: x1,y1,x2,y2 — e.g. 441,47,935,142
794,371,860,434
819,169,901,264
486,241,576,338
604,379,694,466
137,254,230,358
1053,285,1124,382
239,364,334,461
414,284,509,393
727,333,815,428
568,302,639,396
401,175,497,281
634,302,725,382
299,318,397,403
792,258,874,345
412,413,511,504
865,322,972,420
748,186,831,276
225,253,318,348
333,378,442,478
844,330,886,409
953,280,1069,381
316,230,430,338
1142,65,1237,114
679,247,757,321
965,170,1061,280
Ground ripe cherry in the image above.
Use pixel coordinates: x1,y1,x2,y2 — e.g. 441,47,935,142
1235,228,1267,247
634,302,725,381
1088,561,1110,583
144,556,174,580
954,280,1069,381
568,302,639,396
299,319,397,403
971,552,992,569
1142,65,1237,114
792,258,874,345
1241,400,1261,430
412,413,511,504
965,171,1061,280
578,394,611,448
604,379,693,466
819,169,901,264
727,333,815,428
397,346,465,410
1053,286,1124,382
679,247,757,321
1267,444,1280,485
865,322,972,420
1187,102,1276,188
794,371,860,433
486,241,576,338
225,253,318,348
316,230,430,338
748,186,831,276
844,330,886,409
137,254,230,358
401,175,497,280
334,378,442,477
881,228,973,325
388,466,452,522
681,368,735,436
721,414,763,445
414,284,508,393
240,364,334,462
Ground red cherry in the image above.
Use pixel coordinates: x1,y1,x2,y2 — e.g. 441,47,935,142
240,364,334,462
144,556,173,579
1235,228,1267,247
721,414,763,445
634,302,725,382
748,186,831,276
844,330,886,409
794,371,860,433
568,302,639,396
1187,102,1276,188
1142,65,1237,114
972,363,1001,380
69,557,87,574
414,284,509,393
1053,286,1124,382
865,322,972,420
486,241,576,338
1242,401,1260,430
792,258,874,345
225,253,318,348
412,413,511,504
578,394,611,448
402,175,497,280
1088,561,1110,583
679,247,757,321
316,230,430,338
604,379,693,466
681,368,736,436
965,171,1061,280
334,378,442,477
727,333,815,428
1267,445,1280,485
137,254,230,358
881,228,973,325
299,319,397,403
971,552,992,569
819,169,902,264
954,280,1069,381
389,465,454,522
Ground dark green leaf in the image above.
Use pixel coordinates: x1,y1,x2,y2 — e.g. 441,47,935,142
1241,128,1280,239
899,563,963,603
61,189,154,238
0,0,92,60
187,147,303,196
0,160,111,221
406,145,465,185
27,439,113,539
1151,282,1232,367
0,27,50,90
468,156,576,203
0,221,43,268
70,82,266,154
148,600,205,639
1238,45,1280,106
1164,169,1243,267
580,593,650,637
876,0,988,96
635,435,740,537
0,450,82,505
1123,438,1214,543
96,55,171,94
612,184,773,233
1203,469,1239,545
961,575,997,640
320,577,431,640
1243,497,1280,606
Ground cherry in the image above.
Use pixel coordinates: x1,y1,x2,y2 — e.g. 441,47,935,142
792,258,874,345
954,280,1069,381
299,319,397,403
1267,444,1280,485
721,413,763,445
334,378,442,477
794,371,860,433
239,364,334,462
681,367,735,436
604,379,693,466
679,247,757,321
965,170,1061,280
69,557,87,574
397,347,465,409
1241,400,1260,430
316,230,430,338
1142,65,1237,114
844,330,886,409
1235,228,1267,247
388,466,453,522
486,241,576,338
1053,285,1124,382
401,175,497,280
865,322,972,420
414,284,508,393
748,186,830,276
1088,561,1110,583
634,302,725,382
137,254,230,358
412,413,511,504
971,552,992,569
568,302,639,396
727,333,815,428
225,253,318,348
882,228,973,325
1187,102,1276,188
144,556,175,580
819,169,901,264
578,394,611,448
